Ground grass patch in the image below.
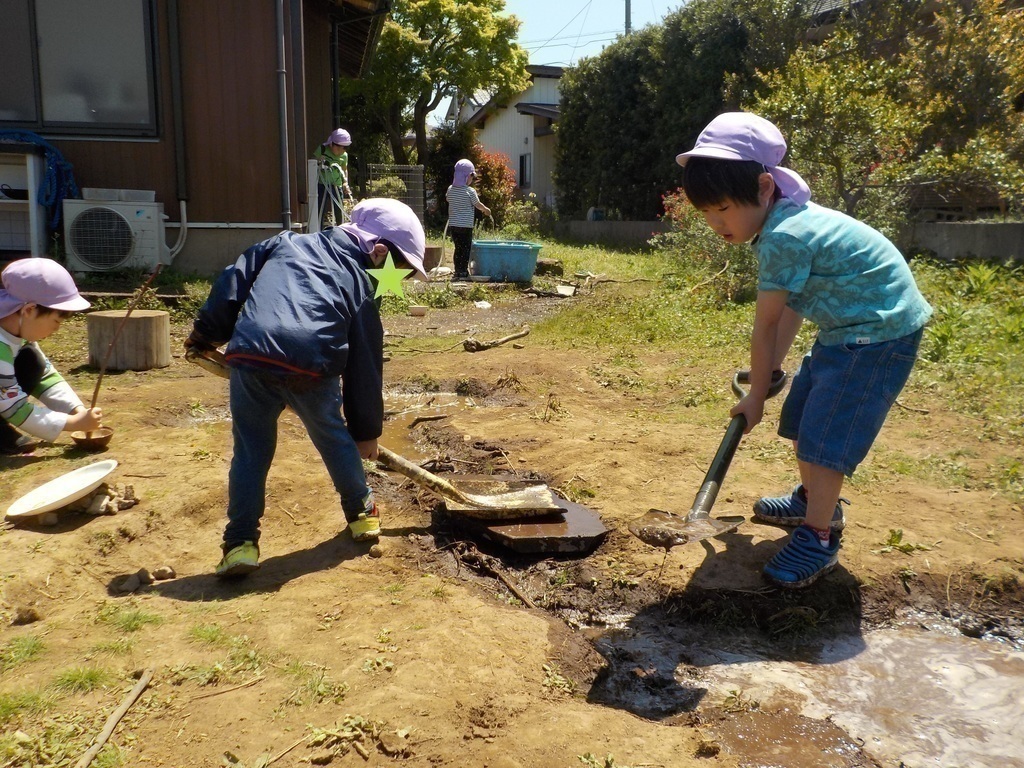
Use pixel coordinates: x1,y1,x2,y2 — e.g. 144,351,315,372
0,691,49,724
0,636,45,672
96,602,164,633
187,623,232,648
51,666,113,693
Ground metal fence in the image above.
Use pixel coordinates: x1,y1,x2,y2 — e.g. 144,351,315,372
364,164,425,223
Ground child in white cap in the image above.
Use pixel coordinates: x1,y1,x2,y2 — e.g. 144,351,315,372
446,159,491,280
185,198,425,577
314,128,353,227
0,259,104,454
677,112,932,588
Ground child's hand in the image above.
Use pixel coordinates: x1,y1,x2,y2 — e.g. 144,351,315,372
730,395,764,434
356,439,378,460
66,407,103,433
184,330,215,352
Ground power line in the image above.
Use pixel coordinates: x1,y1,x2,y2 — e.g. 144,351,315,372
528,0,597,59
570,1,595,63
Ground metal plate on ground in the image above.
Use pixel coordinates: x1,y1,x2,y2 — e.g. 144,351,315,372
6,460,118,519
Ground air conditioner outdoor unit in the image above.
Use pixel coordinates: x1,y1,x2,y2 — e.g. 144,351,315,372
63,198,171,272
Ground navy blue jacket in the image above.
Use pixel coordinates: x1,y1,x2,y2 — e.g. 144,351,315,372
193,229,383,441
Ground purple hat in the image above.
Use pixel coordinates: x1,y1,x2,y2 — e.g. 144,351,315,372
676,112,811,205
325,128,352,147
0,258,90,317
453,159,475,186
339,198,427,279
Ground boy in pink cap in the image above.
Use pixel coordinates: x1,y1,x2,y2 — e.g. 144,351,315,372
185,198,425,577
0,259,104,454
677,112,932,588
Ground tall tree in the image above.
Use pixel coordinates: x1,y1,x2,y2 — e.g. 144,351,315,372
339,0,529,166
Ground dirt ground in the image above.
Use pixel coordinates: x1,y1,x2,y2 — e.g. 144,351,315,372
1,286,1022,768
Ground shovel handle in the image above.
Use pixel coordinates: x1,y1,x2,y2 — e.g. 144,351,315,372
688,370,789,520
376,445,475,505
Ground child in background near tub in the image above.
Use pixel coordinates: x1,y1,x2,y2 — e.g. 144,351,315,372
185,198,427,578
677,112,932,588
0,259,104,456
446,159,491,280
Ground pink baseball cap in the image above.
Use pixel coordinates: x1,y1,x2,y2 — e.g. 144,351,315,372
339,198,427,279
0,258,90,317
325,128,352,147
676,112,811,205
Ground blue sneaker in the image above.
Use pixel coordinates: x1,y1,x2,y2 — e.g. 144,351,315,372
763,525,840,588
753,485,847,531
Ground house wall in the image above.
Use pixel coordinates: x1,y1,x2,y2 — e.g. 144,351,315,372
470,75,561,207
24,0,346,274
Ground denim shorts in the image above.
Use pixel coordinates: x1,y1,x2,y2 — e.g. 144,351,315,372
778,328,923,476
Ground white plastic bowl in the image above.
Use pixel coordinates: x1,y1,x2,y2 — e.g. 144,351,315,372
6,460,118,519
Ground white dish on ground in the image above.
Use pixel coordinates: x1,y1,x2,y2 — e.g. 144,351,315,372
5,460,119,519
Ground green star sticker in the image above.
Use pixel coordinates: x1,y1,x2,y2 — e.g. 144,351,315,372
367,252,413,299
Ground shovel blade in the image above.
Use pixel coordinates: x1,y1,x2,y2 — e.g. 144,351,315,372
628,509,745,549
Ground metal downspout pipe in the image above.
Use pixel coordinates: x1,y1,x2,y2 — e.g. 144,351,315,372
276,0,292,230
167,0,189,259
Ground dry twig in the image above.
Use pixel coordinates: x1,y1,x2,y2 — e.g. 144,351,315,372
75,668,154,768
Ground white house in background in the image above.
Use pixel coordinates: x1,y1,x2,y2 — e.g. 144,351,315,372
453,65,563,208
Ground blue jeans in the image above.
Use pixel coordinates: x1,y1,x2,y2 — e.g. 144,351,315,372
224,368,373,548
778,329,923,477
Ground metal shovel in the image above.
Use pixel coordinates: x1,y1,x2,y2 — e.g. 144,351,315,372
628,370,788,549
377,446,563,519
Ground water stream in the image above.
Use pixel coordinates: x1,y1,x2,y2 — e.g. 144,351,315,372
588,617,1024,768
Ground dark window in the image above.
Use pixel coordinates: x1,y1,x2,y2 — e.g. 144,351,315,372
0,0,158,137
519,153,532,189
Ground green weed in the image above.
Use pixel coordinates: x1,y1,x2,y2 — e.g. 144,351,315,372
188,623,231,647
875,529,934,554
541,663,576,694
51,666,112,693
0,635,44,671
578,755,633,768
97,603,163,633
0,691,48,724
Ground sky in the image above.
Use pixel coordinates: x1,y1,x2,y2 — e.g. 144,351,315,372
501,0,684,66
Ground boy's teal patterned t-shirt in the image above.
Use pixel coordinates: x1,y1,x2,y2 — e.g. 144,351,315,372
754,199,932,346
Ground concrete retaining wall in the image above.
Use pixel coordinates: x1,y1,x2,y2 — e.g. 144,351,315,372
554,219,1024,262
906,221,1024,262
554,220,670,248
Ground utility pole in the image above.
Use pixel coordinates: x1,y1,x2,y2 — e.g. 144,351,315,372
625,0,631,34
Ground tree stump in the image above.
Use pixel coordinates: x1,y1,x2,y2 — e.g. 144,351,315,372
423,245,443,272
87,310,171,371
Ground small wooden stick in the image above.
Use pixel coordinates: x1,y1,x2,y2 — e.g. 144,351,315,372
268,734,308,765
75,667,154,768
463,327,530,352
189,676,262,701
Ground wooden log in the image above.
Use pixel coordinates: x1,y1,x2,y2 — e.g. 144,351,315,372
87,310,171,371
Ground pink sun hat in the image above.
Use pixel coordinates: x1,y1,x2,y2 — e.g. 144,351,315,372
325,128,352,147
453,159,475,186
339,198,427,279
676,112,811,205
0,258,91,317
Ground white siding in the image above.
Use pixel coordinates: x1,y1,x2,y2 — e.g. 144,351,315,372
461,73,562,208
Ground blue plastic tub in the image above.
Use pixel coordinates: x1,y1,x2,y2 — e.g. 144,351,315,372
471,240,542,282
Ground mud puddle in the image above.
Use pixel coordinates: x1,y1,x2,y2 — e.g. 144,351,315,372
587,615,1024,768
